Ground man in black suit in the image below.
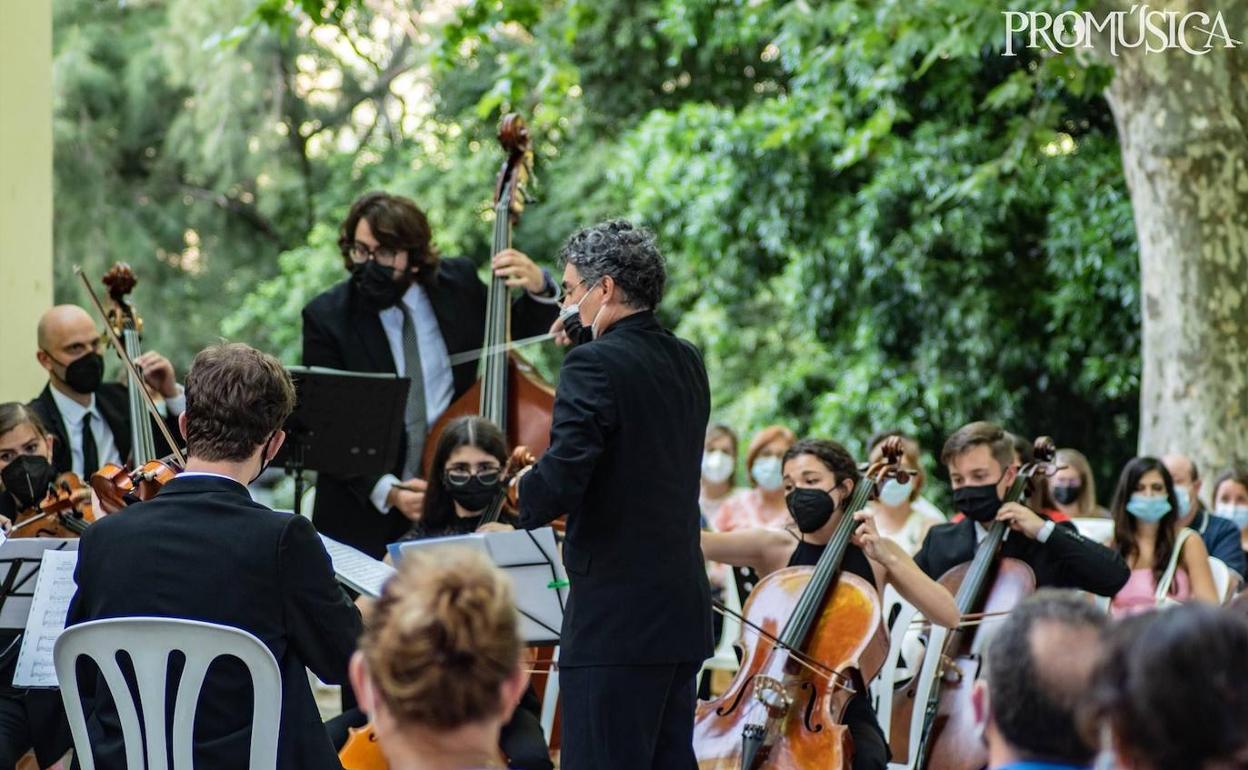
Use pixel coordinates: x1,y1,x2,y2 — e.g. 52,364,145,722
915,421,1129,595
66,343,362,770
29,304,183,477
302,191,559,557
517,220,713,770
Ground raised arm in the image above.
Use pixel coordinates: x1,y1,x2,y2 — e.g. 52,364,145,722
853,511,960,629
1181,533,1219,604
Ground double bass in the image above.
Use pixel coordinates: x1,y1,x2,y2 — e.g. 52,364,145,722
693,439,911,770
74,264,185,511
421,113,556,476
888,436,1060,770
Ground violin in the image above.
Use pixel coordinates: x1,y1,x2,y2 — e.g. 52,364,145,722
10,472,96,539
888,437,1061,770
421,114,556,476
73,264,186,512
693,438,910,770
481,446,538,526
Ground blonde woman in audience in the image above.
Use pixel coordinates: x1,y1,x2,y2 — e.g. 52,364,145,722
349,547,530,770
1051,448,1110,519
712,425,796,531
865,430,945,554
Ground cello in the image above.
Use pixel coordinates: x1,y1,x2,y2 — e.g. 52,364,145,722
888,436,1060,770
420,113,556,476
693,439,910,770
73,264,185,511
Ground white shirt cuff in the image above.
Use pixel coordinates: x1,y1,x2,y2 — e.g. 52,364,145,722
164,385,186,416
526,270,562,305
1036,520,1056,543
370,474,399,513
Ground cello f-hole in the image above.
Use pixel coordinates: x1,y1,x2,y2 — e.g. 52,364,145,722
716,674,756,718
799,681,824,733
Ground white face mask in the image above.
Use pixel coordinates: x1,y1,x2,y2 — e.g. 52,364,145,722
702,450,734,484
751,456,784,491
878,477,914,507
1215,503,1248,531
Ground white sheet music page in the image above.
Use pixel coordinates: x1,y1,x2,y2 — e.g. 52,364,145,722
13,549,79,688
319,533,396,598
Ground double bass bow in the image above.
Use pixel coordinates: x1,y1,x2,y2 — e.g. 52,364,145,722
73,264,186,511
693,438,911,770
421,113,556,477
889,436,1061,770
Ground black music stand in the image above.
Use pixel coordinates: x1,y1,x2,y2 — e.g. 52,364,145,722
275,366,409,516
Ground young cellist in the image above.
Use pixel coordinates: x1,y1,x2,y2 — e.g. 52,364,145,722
701,437,959,770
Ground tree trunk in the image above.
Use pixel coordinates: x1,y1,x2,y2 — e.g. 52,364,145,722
1099,0,1248,482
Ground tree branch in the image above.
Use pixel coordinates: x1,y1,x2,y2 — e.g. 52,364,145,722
304,35,414,138
174,185,291,249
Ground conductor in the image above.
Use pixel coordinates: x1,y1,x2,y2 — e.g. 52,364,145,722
517,220,712,770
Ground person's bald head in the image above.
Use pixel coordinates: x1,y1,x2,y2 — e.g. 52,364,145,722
977,591,1107,765
1162,453,1197,485
36,305,101,379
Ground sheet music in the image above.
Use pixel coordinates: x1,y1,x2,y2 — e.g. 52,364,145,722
13,549,79,688
391,527,566,644
319,534,396,598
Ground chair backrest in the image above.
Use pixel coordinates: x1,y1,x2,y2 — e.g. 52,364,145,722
1208,556,1240,604
54,617,282,770
871,584,919,746
1071,517,1115,545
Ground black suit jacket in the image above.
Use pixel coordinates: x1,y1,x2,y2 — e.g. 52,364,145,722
65,475,362,770
28,384,181,476
301,257,558,558
914,517,1130,597
518,311,714,667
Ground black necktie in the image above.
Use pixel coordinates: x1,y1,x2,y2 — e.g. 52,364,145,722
81,415,99,477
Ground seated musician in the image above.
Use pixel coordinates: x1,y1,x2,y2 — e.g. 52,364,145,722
30,304,184,478
301,192,560,558
349,547,531,770
1106,456,1217,616
0,403,72,768
701,438,960,770
974,591,1107,770
330,414,553,770
66,343,362,770
914,421,1130,596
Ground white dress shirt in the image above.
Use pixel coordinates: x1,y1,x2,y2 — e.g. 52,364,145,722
367,276,559,513
49,385,186,477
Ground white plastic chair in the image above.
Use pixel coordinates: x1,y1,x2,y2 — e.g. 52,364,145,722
871,586,921,746
55,617,282,770
1071,517,1115,545
1208,556,1241,604
699,568,744,690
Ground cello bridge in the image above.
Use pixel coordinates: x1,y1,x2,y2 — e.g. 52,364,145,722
752,676,792,716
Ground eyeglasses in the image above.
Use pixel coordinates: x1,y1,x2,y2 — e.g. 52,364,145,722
444,463,502,487
560,278,595,307
348,242,402,267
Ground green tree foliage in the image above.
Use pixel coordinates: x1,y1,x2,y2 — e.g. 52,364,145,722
55,0,1143,498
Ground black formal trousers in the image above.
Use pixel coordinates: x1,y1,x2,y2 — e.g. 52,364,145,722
558,662,700,770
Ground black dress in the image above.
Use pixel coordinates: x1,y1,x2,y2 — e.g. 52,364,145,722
786,538,890,770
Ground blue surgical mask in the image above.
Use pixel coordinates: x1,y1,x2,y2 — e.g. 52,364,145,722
1126,495,1171,523
1174,484,1191,515
1215,504,1248,531
751,456,784,492
878,477,913,507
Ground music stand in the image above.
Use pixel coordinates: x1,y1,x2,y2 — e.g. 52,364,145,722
275,366,409,516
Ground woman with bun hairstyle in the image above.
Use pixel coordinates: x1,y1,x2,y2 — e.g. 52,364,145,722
350,547,531,770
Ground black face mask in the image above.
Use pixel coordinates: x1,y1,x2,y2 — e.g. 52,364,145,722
351,260,409,312
559,305,595,347
786,486,838,534
1,454,56,510
1051,482,1082,506
48,351,104,394
445,476,502,513
953,480,1004,523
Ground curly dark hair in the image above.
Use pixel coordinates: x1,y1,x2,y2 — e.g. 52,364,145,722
782,438,858,487
558,219,666,310
338,191,440,285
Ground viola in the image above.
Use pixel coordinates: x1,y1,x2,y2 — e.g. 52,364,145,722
421,114,556,476
888,437,1061,770
692,438,910,770
74,264,186,512
10,472,96,539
